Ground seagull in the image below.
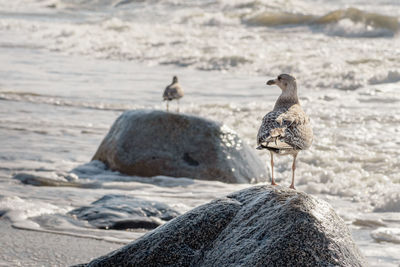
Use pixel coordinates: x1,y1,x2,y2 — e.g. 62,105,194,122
257,74,313,189
163,76,184,113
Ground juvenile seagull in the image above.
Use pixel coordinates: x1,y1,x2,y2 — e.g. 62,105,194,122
257,74,313,189
163,76,184,113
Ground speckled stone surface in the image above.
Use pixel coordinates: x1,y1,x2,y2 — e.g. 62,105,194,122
83,186,366,267
69,194,180,230
92,110,267,183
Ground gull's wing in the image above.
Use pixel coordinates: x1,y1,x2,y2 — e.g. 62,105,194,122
163,84,183,100
257,105,312,152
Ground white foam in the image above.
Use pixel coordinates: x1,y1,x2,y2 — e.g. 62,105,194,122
323,18,396,38
371,227,400,244
0,1,399,90
0,196,70,222
374,191,400,212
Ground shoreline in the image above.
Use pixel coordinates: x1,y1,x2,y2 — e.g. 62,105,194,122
0,220,121,267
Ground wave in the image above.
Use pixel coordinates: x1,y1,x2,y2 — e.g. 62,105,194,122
0,90,129,111
316,8,398,31
246,12,314,27
371,228,400,244
246,7,399,37
368,70,400,85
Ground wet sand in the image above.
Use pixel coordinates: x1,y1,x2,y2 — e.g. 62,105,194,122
0,220,121,267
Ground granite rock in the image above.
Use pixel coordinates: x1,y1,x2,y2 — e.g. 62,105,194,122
69,194,180,230
92,110,267,183
84,186,366,267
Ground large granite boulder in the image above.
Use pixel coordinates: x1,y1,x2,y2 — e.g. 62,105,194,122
83,186,366,267
92,110,267,183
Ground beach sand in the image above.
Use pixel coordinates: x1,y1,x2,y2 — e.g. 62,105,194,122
0,220,121,267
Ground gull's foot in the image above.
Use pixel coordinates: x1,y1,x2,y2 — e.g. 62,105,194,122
289,184,295,190
271,182,278,186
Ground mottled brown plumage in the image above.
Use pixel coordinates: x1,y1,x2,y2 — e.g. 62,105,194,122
257,74,313,189
163,76,184,112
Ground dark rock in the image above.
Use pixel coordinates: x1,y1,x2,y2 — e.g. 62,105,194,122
83,186,366,266
69,194,180,230
92,110,267,183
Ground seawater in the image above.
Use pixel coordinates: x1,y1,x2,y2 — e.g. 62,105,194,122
0,0,400,266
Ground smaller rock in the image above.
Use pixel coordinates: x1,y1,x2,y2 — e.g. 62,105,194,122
13,172,99,188
69,194,180,230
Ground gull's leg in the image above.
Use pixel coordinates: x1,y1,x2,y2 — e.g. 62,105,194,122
270,151,277,186
289,153,298,189
177,99,180,113
166,101,169,112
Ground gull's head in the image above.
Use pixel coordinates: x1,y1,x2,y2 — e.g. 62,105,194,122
266,74,296,92
172,76,178,83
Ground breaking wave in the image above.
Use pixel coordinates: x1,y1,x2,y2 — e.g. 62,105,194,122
368,70,400,85
246,8,399,37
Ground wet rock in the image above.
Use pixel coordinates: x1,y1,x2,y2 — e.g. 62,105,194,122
13,172,98,188
83,186,366,266
69,194,180,230
92,110,267,183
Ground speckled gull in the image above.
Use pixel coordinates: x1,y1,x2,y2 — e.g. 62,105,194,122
163,76,184,113
257,74,313,189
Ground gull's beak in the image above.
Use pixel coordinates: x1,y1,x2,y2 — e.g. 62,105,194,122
266,79,276,85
